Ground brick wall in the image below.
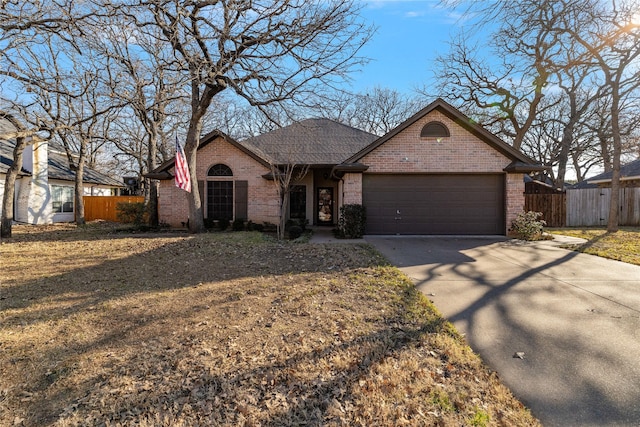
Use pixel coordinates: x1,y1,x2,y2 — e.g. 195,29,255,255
348,109,525,235
506,173,525,234
361,110,508,173
157,136,280,227
342,173,363,205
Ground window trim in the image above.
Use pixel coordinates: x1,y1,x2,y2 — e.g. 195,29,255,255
205,164,234,220
51,184,74,213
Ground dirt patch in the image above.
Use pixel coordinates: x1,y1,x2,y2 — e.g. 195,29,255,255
0,223,539,426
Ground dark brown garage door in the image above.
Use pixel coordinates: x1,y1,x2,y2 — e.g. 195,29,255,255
363,174,505,235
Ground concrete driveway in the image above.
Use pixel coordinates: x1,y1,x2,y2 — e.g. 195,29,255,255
366,236,640,427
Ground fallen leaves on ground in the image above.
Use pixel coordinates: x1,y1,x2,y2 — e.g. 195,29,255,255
0,223,539,426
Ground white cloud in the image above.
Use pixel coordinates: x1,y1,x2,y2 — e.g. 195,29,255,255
405,10,426,18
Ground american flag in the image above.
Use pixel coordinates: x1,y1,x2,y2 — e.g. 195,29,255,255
174,138,191,192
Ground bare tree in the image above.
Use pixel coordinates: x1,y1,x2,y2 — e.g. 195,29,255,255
320,87,421,136
1,1,121,226
10,32,120,225
0,112,41,237
431,21,561,151
270,162,310,240
95,22,188,226
115,0,373,233
546,0,640,231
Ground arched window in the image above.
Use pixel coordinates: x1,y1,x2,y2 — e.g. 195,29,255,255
207,164,233,220
420,121,450,138
208,164,233,177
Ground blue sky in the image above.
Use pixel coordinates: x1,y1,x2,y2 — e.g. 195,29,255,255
350,0,468,95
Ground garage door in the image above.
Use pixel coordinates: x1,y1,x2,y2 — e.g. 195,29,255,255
363,174,505,235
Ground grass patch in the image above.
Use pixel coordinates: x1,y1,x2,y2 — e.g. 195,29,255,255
548,227,640,266
1,223,539,426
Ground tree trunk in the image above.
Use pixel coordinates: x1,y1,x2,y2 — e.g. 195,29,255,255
571,153,584,182
74,160,86,226
182,83,218,234
184,134,205,233
598,131,612,173
147,131,159,227
556,132,571,189
607,89,622,232
556,91,579,189
147,179,159,227
1,134,28,238
279,190,289,240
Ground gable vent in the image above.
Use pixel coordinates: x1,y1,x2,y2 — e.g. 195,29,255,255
420,121,450,138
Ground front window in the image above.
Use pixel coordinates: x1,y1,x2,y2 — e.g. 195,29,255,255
290,185,306,219
207,164,234,220
207,181,234,220
52,185,74,213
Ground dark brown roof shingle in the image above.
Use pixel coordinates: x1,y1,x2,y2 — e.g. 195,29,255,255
242,118,377,165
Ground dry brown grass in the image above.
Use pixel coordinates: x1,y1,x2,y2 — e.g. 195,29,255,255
548,227,640,266
0,223,539,426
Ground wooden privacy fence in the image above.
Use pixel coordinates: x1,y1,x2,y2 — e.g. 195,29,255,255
83,196,145,222
567,188,640,226
524,193,566,227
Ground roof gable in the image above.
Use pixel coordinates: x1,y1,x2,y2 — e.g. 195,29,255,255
148,130,273,179
345,98,537,166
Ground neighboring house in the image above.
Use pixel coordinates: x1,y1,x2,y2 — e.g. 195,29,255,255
570,158,640,189
0,119,123,224
149,98,544,235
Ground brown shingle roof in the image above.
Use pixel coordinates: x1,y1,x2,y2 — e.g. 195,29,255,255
242,118,378,165
0,137,122,186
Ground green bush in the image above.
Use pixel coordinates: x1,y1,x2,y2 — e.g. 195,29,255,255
287,225,303,240
510,211,546,240
286,218,308,231
247,220,264,232
116,202,147,225
232,218,246,231
336,204,366,239
262,222,277,232
217,218,230,231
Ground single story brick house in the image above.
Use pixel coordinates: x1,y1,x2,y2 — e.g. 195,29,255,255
149,98,544,235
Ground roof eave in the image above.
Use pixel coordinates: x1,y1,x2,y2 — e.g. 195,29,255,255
588,175,640,184
503,162,551,173
145,171,173,180
331,163,369,179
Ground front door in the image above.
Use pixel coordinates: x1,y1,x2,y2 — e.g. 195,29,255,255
317,187,333,225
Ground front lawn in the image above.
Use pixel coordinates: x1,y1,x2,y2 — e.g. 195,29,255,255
547,227,640,266
0,223,538,426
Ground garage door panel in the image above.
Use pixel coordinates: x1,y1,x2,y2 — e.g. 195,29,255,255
363,174,505,235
